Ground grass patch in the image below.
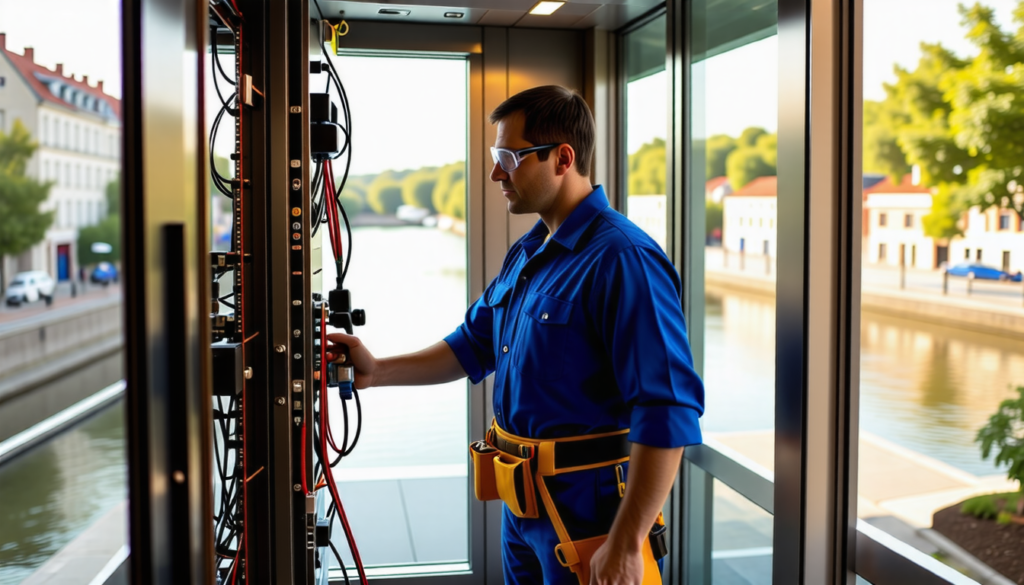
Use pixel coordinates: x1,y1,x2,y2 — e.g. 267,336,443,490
961,492,1023,520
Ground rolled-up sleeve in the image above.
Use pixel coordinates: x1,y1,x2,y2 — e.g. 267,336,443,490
591,245,704,448
444,279,500,385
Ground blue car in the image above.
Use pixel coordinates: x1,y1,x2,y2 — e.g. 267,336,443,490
91,262,119,285
946,261,1022,282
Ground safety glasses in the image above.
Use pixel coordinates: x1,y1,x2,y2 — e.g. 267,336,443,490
490,144,559,173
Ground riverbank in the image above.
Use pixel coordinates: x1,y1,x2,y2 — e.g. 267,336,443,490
705,260,1024,341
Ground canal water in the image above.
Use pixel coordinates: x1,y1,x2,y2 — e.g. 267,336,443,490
3,227,1022,582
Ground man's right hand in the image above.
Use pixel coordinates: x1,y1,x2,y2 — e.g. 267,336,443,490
326,332,377,389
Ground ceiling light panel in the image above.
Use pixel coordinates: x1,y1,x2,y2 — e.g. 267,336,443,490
529,1,565,15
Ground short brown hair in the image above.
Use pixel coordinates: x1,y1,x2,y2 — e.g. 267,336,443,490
489,85,595,177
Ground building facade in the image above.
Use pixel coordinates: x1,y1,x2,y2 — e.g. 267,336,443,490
950,206,1024,273
862,174,937,269
0,33,121,287
721,175,777,257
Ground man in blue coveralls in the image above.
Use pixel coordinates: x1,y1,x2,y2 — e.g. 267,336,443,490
327,85,704,584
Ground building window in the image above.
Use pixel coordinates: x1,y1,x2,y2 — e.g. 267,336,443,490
904,213,913,228
879,243,887,262
0,76,5,87
0,109,5,134
879,212,887,227
965,248,971,259
999,212,1010,231
977,249,983,262
1002,251,1011,272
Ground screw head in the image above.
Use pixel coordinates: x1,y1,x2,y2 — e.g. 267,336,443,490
275,344,286,353
277,397,286,405
293,483,302,491
244,367,253,379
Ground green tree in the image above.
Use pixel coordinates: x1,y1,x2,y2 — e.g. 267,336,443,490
366,174,403,215
706,200,723,239
863,100,912,182
976,385,1024,516
627,138,665,195
445,178,466,220
737,127,768,148
105,173,121,217
401,168,439,212
705,134,737,180
339,181,366,215
0,120,53,290
872,3,1024,219
77,215,121,266
922,185,964,243
726,146,774,190
433,162,465,216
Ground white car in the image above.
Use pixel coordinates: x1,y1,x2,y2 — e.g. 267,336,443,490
5,271,56,306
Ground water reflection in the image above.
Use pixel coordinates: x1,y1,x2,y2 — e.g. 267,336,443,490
704,287,1024,476
0,403,126,584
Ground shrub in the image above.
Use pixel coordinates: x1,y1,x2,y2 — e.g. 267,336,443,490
445,178,466,220
976,386,1024,516
961,494,999,520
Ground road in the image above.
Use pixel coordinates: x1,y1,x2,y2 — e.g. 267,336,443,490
0,280,122,326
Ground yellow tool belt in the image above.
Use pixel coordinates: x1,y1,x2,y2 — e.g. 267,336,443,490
469,420,665,585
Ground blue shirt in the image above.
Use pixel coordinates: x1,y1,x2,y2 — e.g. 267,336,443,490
444,186,704,448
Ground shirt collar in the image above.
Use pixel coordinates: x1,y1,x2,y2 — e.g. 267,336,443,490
547,185,609,252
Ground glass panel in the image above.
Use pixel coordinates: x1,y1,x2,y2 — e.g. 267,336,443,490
859,1,1024,576
624,15,668,251
318,54,470,574
712,479,772,585
0,3,126,582
688,0,779,577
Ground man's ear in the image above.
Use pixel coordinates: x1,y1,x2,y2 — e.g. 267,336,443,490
553,144,576,176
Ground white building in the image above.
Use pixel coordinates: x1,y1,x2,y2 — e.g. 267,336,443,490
949,206,1024,273
705,176,732,204
0,33,121,286
722,176,777,256
863,174,937,269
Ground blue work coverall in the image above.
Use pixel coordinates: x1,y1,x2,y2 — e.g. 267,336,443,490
445,185,705,584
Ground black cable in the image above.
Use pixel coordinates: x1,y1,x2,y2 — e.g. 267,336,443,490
329,540,352,585
211,29,237,86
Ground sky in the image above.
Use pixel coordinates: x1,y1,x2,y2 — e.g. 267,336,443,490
1,0,1020,167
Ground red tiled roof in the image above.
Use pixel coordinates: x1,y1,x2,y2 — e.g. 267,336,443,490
705,176,729,191
862,174,931,196
729,176,776,197
0,33,121,120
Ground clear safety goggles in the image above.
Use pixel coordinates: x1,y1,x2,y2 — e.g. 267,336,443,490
490,144,559,173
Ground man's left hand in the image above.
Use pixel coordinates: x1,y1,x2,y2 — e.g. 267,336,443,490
588,539,644,585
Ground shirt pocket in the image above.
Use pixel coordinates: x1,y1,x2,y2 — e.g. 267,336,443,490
514,292,573,381
486,283,513,356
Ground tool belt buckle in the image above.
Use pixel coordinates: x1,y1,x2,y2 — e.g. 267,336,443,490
518,444,534,459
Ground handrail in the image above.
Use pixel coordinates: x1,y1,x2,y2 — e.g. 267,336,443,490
684,437,774,514
685,441,981,585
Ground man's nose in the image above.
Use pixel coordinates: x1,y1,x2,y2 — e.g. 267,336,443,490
490,162,507,183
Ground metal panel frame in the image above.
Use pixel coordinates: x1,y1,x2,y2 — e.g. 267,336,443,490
122,0,214,582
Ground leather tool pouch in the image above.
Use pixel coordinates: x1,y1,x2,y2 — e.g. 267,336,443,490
469,441,500,502
494,452,539,518
554,532,662,585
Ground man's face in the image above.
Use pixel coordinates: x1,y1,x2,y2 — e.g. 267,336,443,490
490,112,557,216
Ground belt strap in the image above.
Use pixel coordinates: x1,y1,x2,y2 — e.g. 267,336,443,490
487,423,631,471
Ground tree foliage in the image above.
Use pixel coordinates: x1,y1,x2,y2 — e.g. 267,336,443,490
922,185,964,243
706,200,723,238
0,120,53,264
339,180,365,215
77,215,121,265
628,138,665,195
105,173,121,217
445,178,466,220
976,385,1024,514
433,162,465,216
868,2,1024,219
401,167,438,212
706,135,737,180
366,173,404,215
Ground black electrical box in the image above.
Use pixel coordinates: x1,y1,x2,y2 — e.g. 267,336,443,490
212,341,243,396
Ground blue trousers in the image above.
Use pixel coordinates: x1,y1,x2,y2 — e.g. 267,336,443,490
501,462,662,584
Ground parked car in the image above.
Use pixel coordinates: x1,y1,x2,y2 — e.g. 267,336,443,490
4,271,56,306
946,261,1022,282
91,262,119,285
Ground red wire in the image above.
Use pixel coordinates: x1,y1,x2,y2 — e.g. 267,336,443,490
325,159,344,264
324,178,339,261
320,372,368,585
